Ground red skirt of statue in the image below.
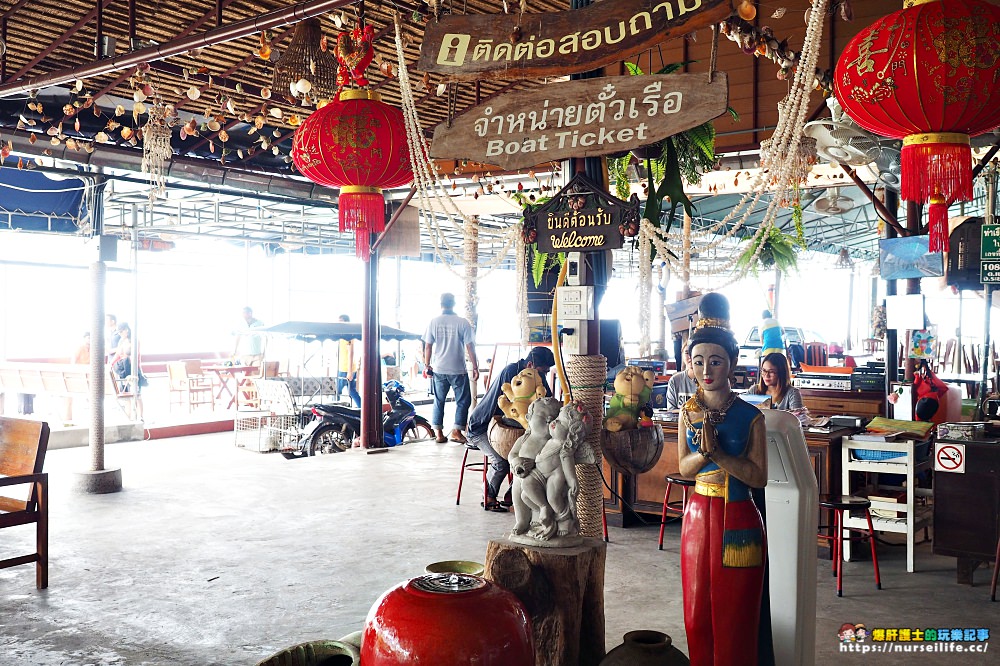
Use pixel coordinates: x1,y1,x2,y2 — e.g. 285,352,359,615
681,491,766,666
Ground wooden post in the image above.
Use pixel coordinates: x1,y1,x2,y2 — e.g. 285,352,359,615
485,537,606,666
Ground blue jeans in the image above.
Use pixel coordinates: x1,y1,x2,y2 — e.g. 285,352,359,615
468,429,509,500
337,371,360,407
431,372,471,430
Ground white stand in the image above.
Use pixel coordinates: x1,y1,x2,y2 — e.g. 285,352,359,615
763,410,818,666
841,438,933,573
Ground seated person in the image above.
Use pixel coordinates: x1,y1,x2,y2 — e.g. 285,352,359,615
665,349,699,411
913,358,949,425
466,346,555,512
747,352,803,411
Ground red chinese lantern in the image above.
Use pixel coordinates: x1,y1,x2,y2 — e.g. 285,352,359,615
835,0,1000,252
292,89,412,259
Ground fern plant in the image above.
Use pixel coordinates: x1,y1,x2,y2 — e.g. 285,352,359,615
735,225,805,277
608,61,738,235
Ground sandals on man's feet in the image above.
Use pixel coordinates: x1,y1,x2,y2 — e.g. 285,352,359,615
481,499,508,513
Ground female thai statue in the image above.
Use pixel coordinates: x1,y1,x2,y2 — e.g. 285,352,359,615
678,292,768,666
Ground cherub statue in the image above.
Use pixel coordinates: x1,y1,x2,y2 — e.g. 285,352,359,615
497,367,547,430
603,366,655,432
509,398,593,546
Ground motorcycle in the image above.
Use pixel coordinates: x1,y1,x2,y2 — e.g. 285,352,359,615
294,380,434,456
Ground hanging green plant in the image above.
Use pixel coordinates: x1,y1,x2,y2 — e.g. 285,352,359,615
735,225,805,277
515,195,565,288
608,61,739,235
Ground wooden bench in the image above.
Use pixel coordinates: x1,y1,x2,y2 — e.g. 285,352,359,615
0,416,51,589
0,362,123,416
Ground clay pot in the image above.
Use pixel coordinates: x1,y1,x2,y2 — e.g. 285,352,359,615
601,425,664,475
362,574,534,665
488,417,524,459
254,639,359,666
601,630,690,666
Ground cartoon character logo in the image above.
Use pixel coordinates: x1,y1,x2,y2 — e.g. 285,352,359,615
854,624,868,642
838,623,857,643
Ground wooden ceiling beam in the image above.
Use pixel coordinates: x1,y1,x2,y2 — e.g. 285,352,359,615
0,0,356,98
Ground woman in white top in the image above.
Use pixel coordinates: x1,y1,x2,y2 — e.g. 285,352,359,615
747,352,802,411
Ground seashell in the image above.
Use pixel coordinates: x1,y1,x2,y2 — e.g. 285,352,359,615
218,130,229,142
260,87,271,99
295,78,311,94
133,102,146,115
142,83,154,96
133,89,147,103
207,119,221,131
46,125,59,136
115,104,126,116
63,103,76,115
254,115,265,129
226,99,236,114
272,129,281,137
179,127,189,139
272,146,279,155
50,136,60,145
186,87,201,100
737,0,756,21
105,120,120,131
269,107,283,119
235,83,244,94
137,61,151,73
120,126,134,140
28,133,37,144
66,138,78,150
84,143,95,153
237,149,244,159
74,79,84,92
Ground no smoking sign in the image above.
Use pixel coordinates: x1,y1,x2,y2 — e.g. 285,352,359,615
934,442,966,473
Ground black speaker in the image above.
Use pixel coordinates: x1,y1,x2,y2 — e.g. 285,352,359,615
946,217,983,291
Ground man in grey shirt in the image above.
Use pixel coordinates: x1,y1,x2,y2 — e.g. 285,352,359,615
665,350,699,411
423,293,480,443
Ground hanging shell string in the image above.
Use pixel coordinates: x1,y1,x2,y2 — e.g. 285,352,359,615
638,232,652,357
393,13,520,279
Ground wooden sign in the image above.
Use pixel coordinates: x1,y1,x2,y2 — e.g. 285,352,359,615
417,0,734,81
524,172,637,253
431,73,729,171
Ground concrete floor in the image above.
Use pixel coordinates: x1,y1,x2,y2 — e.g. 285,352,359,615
1,431,997,665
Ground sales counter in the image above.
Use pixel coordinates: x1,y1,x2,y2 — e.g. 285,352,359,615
602,417,859,557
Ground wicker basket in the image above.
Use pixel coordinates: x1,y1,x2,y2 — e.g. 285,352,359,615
487,418,524,459
602,425,665,475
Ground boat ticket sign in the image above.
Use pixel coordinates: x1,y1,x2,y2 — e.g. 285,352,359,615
417,0,734,81
430,73,729,171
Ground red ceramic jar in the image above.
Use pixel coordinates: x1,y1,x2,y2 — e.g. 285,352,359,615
362,573,534,665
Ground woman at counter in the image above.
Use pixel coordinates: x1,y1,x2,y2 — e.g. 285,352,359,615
747,352,803,411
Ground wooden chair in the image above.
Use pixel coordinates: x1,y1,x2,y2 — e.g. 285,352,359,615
804,342,829,367
109,367,137,419
237,361,281,410
167,362,214,412
0,417,51,589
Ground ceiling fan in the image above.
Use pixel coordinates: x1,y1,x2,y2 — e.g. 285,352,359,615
813,187,856,215
803,96,882,167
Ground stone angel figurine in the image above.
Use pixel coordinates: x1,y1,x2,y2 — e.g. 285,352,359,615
509,398,594,546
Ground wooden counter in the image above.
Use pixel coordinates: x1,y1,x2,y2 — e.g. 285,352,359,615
933,439,1000,584
602,419,858,557
799,388,885,419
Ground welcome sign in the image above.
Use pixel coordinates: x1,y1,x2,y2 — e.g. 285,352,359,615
524,173,637,254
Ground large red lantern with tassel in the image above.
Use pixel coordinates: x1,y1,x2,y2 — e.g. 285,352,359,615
835,0,1000,252
292,89,412,259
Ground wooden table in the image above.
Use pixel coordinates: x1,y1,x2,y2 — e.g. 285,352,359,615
202,365,258,409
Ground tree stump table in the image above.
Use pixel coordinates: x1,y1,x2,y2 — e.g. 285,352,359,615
484,536,606,666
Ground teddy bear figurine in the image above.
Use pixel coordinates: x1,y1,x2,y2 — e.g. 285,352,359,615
603,366,655,432
498,367,547,430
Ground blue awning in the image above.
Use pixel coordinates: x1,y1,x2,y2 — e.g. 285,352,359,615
0,168,102,234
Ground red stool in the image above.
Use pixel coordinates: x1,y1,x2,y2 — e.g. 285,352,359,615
818,495,882,597
456,445,486,506
658,473,695,550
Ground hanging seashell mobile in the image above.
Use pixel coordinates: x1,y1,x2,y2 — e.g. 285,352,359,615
142,104,174,201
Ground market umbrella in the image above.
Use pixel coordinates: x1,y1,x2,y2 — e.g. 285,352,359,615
258,321,421,343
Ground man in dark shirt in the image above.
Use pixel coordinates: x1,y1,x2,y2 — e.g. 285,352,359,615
466,346,555,511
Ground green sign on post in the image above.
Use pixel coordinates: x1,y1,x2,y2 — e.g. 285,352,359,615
981,225,1000,283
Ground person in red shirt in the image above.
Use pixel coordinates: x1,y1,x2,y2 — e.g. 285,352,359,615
913,359,949,424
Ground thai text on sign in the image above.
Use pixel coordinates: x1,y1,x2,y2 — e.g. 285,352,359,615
417,0,732,81
430,73,729,171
